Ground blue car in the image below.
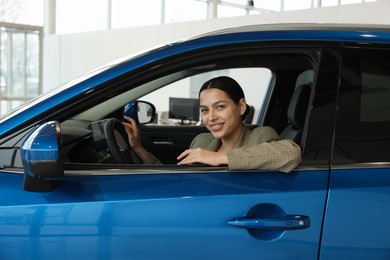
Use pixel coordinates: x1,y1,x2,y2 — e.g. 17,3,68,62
0,24,390,259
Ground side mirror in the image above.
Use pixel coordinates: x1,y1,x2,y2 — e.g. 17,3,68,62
123,100,156,124
20,121,63,192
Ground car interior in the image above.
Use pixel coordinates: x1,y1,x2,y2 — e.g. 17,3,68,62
55,50,317,169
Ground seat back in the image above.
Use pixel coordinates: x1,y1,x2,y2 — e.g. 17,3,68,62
243,105,255,124
280,84,311,144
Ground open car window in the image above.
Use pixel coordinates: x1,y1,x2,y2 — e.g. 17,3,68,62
140,68,272,126
9,46,319,174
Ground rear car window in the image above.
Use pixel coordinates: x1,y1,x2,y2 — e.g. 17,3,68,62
334,47,390,163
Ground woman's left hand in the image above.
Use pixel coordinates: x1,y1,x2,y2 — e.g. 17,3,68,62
177,148,228,166
122,116,149,162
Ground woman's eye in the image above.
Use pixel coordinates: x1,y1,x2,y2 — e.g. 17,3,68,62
217,105,225,110
200,108,208,114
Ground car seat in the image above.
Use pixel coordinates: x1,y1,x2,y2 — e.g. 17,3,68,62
279,83,311,145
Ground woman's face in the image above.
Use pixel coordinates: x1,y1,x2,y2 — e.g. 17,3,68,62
199,88,246,141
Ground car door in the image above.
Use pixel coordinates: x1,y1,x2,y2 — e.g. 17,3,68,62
0,167,326,260
0,44,339,260
320,45,390,259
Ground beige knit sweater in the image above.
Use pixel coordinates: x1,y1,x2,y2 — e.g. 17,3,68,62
144,126,301,173
190,126,301,173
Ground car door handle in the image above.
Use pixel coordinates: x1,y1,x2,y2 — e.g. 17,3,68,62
227,215,310,230
152,137,175,146
153,141,174,145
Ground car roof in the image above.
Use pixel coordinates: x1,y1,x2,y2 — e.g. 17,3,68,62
194,23,390,38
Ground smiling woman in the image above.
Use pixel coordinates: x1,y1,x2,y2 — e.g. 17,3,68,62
177,76,302,172
124,76,302,172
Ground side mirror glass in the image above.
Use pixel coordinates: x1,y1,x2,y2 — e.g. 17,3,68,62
123,100,156,124
20,121,63,192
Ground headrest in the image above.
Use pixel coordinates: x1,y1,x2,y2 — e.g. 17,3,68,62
287,84,311,129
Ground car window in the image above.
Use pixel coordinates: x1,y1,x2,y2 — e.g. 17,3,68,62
6,48,320,171
67,51,317,168
140,68,271,125
334,47,390,163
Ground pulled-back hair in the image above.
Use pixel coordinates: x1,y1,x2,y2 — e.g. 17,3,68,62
199,76,250,120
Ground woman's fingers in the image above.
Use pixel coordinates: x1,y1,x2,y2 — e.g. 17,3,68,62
177,149,192,160
177,149,227,166
128,116,138,124
177,148,203,165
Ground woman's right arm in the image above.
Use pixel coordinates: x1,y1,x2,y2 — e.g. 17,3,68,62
226,138,301,173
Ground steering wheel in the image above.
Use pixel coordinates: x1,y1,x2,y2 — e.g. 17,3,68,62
104,118,141,164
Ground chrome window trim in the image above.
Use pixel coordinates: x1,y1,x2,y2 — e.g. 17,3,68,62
331,162,390,170
295,165,329,171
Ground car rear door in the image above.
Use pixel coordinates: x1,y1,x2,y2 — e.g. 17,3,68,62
320,45,390,259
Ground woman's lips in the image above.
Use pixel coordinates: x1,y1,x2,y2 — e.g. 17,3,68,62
209,123,224,132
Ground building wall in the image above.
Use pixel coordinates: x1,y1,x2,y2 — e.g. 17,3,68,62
43,0,390,92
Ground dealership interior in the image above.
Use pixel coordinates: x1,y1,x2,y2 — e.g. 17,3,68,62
0,0,389,116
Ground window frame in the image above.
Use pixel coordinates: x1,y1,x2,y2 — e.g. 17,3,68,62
333,44,390,165
58,44,322,172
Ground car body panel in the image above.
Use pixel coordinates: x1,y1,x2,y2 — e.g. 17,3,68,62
0,169,328,259
320,167,390,259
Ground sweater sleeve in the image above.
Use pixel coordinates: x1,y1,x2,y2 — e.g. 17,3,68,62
189,133,215,149
226,127,301,173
